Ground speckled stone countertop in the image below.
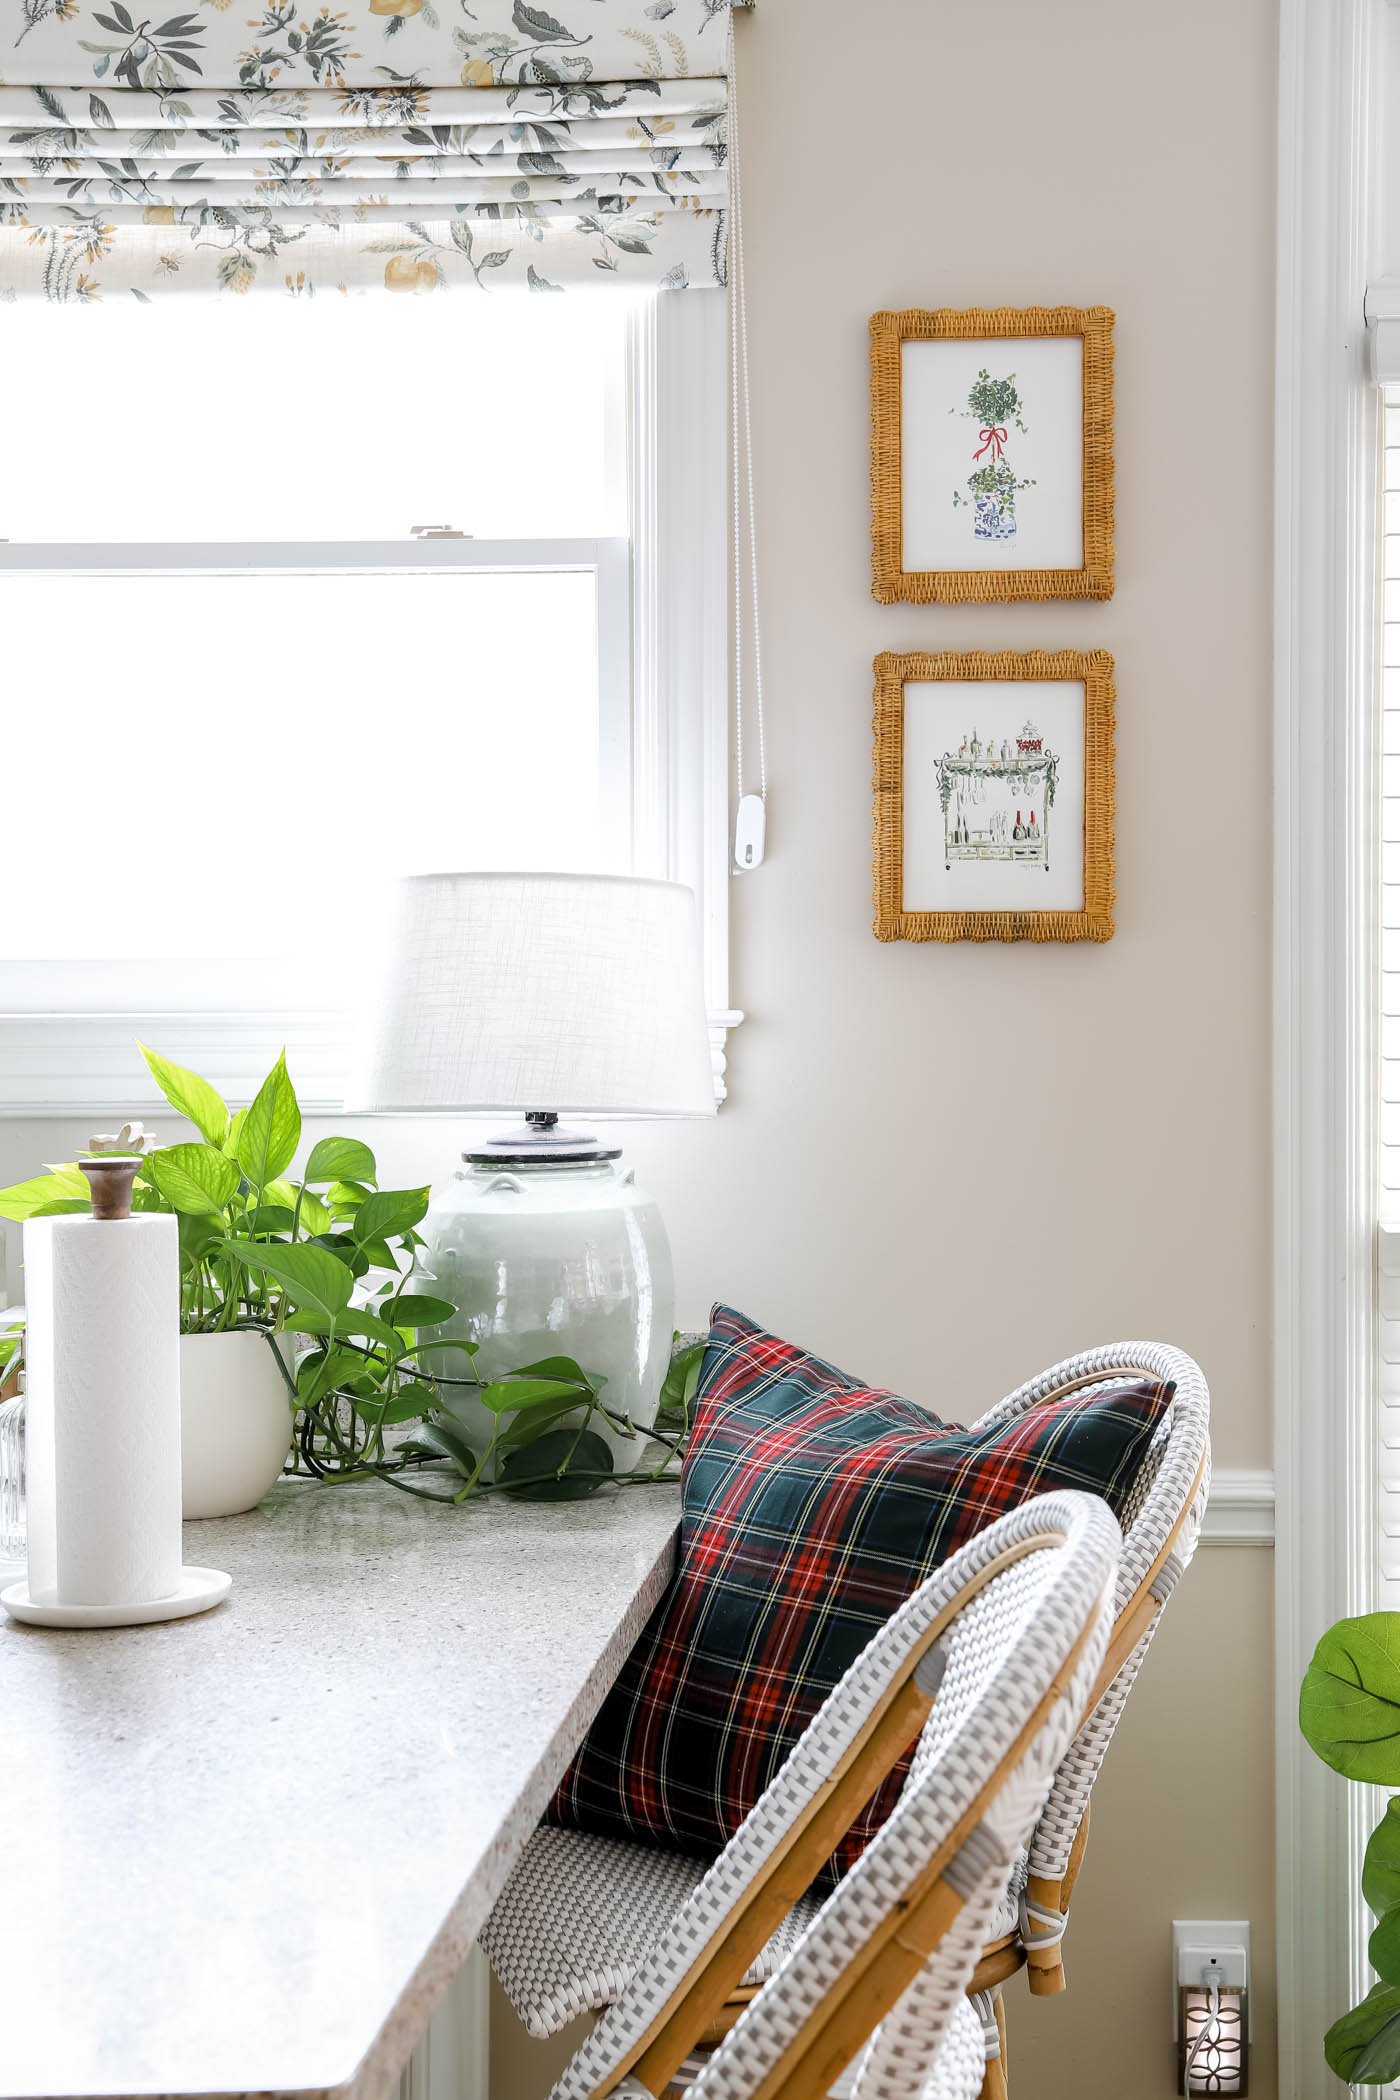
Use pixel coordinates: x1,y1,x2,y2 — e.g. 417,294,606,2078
0,1477,681,2100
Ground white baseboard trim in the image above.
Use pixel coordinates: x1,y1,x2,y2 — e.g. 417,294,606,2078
1202,1467,1276,1545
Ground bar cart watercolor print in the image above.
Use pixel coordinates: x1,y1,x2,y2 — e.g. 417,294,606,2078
870,307,1114,604
940,718,1058,875
873,650,1115,944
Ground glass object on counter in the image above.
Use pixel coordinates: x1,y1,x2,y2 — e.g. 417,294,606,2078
0,1378,24,1565
413,1157,675,1476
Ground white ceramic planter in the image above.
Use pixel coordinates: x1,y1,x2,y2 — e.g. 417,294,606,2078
179,1330,293,1520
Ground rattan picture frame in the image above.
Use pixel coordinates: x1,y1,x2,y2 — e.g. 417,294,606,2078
870,306,1115,604
873,649,1115,944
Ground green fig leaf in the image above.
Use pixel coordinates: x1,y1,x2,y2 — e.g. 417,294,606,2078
1366,1800,1400,1919
1326,1981,1400,2086
1301,1614,1400,1783
1371,1905,1400,1988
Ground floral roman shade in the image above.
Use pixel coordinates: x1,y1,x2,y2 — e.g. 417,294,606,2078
0,0,729,298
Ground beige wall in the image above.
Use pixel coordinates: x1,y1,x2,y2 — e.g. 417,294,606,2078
491,2,1283,2078
2,0,1280,2088
625,0,1275,1475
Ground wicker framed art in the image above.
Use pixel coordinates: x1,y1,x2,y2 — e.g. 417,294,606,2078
873,649,1115,944
870,306,1115,604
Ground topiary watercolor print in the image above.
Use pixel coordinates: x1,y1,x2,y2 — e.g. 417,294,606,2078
869,306,1115,603
949,369,1035,543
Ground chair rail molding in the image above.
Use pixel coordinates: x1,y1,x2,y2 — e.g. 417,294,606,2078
1202,1471,1276,1547
1275,1,1383,2092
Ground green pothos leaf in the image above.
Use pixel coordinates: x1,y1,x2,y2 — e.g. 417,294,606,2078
1301,1614,1400,1784
497,1425,614,1500
237,1051,301,1192
407,1417,476,1474
477,1376,588,1415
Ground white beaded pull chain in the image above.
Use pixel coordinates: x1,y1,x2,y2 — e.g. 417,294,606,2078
727,14,766,871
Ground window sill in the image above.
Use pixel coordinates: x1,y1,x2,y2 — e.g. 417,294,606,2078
0,1008,745,1117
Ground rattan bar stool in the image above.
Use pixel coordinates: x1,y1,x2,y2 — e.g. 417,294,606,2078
485,1489,1121,2100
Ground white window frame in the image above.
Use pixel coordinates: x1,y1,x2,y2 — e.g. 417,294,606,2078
0,290,738,1114
1276,2,1385,2091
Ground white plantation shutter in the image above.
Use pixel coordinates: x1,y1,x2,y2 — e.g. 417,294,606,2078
0,0,730,297
1379,1227,1400,1593
1378,392,1400,1597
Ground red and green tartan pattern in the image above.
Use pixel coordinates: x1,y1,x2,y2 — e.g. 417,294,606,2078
548,1304,1173,1878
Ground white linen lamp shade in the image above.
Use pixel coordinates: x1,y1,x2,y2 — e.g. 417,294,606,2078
345,871,715,1122
345,873,715,1479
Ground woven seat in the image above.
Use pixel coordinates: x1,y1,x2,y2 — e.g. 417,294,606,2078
486,1824,1024,2047
486,1825,823,2039
485,1489,1120,2100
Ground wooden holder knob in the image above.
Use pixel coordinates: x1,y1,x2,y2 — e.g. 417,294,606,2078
79,1158,142,1221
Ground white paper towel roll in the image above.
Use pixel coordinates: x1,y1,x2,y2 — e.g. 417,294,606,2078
24,1213,183,1609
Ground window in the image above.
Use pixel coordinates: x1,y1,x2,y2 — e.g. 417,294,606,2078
0,290,731,1110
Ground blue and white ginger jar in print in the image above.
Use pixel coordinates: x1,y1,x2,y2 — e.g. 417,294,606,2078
974,491,1017,542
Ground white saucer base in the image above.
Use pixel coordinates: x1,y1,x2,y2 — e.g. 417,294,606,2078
1,1565,232,1629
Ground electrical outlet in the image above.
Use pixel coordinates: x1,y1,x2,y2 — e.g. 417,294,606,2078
1174,1921,1251,2096
1173,1920,1251,2021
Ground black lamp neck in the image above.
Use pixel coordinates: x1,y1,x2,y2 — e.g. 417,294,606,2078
465,1109,620,1167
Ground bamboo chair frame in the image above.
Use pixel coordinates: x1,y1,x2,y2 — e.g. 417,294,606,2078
672,1513,1120,2100
517,1493,1121,2100
694,1350,1208,2100
600,1529,1075,2100
959,1347,1210,2100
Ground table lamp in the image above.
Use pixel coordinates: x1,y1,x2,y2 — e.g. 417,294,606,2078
344,872,716,1470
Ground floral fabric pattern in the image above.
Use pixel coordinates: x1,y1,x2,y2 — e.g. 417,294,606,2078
0,0,730,296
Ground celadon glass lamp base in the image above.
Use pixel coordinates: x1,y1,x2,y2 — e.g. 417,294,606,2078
413,1153,675,1475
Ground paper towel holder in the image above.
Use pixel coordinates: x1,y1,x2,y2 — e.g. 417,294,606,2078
0,1117,235,1633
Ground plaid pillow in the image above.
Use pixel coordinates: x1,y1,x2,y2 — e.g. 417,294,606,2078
549,1303,1173,1878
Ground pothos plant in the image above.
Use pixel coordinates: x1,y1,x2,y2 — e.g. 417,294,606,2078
0,1045,703,1504
1300,1614,1400,2082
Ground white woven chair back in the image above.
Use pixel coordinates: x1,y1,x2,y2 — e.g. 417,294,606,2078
966,1340,1210,1888
550,1490,1120,2100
